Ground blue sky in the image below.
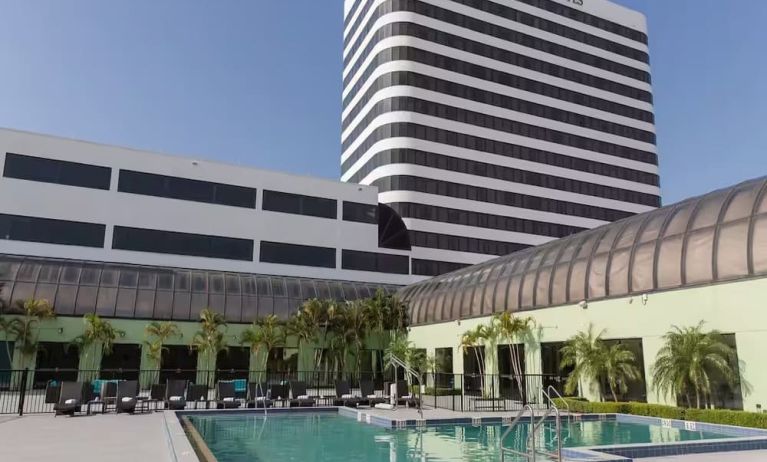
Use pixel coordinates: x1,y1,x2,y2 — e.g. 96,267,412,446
0,1,764,204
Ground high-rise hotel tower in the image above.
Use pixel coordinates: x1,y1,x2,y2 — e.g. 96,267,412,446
341,0,660,276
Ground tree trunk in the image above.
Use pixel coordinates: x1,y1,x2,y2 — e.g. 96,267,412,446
695,390,701,409
610,383,618,402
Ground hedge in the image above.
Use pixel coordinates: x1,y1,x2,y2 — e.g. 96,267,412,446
553,398,767,429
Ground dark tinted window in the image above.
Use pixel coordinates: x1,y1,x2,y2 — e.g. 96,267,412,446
260,241,336,268
112,226,253,261
4,153,111,190
342,249,409,274
411,259,470,276
0,214,105,247
118,170,256,208
262,190,337,219
342,201,377,224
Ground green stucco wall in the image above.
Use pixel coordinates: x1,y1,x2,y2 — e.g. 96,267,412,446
406,277,767,411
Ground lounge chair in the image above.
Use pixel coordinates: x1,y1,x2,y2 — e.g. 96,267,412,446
333,380,362,407
145,383,165,411
165,379,187,410
289,381,315,407
396,380,420,407
247,382,273,408
54,381,85,416
269,384,289,406
187,384,209,409
216,381,241,409
360,379,386,406
116,380,139,414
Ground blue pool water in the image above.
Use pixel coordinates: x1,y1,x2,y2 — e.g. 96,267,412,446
187,413,733,462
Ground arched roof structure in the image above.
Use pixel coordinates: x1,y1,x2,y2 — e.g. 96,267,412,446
399,177,767,325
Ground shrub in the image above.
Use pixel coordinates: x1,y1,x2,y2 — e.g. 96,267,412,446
553,398,767,429
685,408,767,429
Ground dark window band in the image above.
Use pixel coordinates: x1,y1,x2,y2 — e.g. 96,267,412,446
516,0,647,44
410,230,531,256
344,0,650,81
262,190,337,219
260,241,336,269
345,149,660,204
374,175,635,222
0,213,105,248
343,24,652,103
342,249,409,274
342,71,655,144
343,123,660,201
342,97,657,165
4,153,111,190
113,226,253,261
345,0,374,32
411,258,471,276
389,202,586,238
344,0,365,25
343,201,378,224
118,170,257,208
342,47,653,123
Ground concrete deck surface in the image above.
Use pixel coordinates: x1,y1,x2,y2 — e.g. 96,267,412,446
0,412,169,462
642,450,767,461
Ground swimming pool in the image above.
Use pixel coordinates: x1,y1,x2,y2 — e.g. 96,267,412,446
184,411,745,461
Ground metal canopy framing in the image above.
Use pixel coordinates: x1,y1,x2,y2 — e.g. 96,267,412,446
400,177,767,325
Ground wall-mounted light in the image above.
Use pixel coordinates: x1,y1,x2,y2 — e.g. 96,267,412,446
456,319,461,326
191,160,199,166
57,327,64,334
641,293,649,306
578,300,588,310
119,331,126,338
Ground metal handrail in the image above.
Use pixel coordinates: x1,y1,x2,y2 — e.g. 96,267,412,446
388,355,424,419
546,385,570,419
257,382,267,418
527,405,562,461
500,405,536,461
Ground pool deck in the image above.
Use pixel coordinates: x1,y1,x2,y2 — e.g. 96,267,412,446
3,408,767,461
0,412,171,462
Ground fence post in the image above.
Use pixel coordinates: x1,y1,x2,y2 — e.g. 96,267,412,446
17,369,29,416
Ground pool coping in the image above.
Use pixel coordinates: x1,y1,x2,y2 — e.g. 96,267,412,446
169,408,767,462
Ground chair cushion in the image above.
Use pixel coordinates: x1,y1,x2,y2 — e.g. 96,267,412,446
121,397,134,403
367,394,378,399
223,397,235,402
65,399,77,405
297,395,309,399
169,396,183,401
341,394,353,399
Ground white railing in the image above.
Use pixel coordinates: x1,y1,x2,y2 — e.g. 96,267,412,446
388,355,424,419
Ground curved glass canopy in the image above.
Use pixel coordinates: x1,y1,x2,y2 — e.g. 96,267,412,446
399,176,767,325
0,255,400,322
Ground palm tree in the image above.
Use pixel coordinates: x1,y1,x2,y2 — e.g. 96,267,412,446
652,322,738,408
493,312,534,398
8,299,56,370
602,342,642,402
0,316,20,367
70,313,126,377
560,325,640,402
287,299,324,378
190,308,228,385
144,321,182,385
240,314,285,378
348,301,370,375
460,325,493,396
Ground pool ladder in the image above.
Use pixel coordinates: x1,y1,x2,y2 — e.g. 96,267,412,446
500,404,563,461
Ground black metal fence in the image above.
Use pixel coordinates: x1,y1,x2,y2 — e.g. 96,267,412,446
0,368,564,415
